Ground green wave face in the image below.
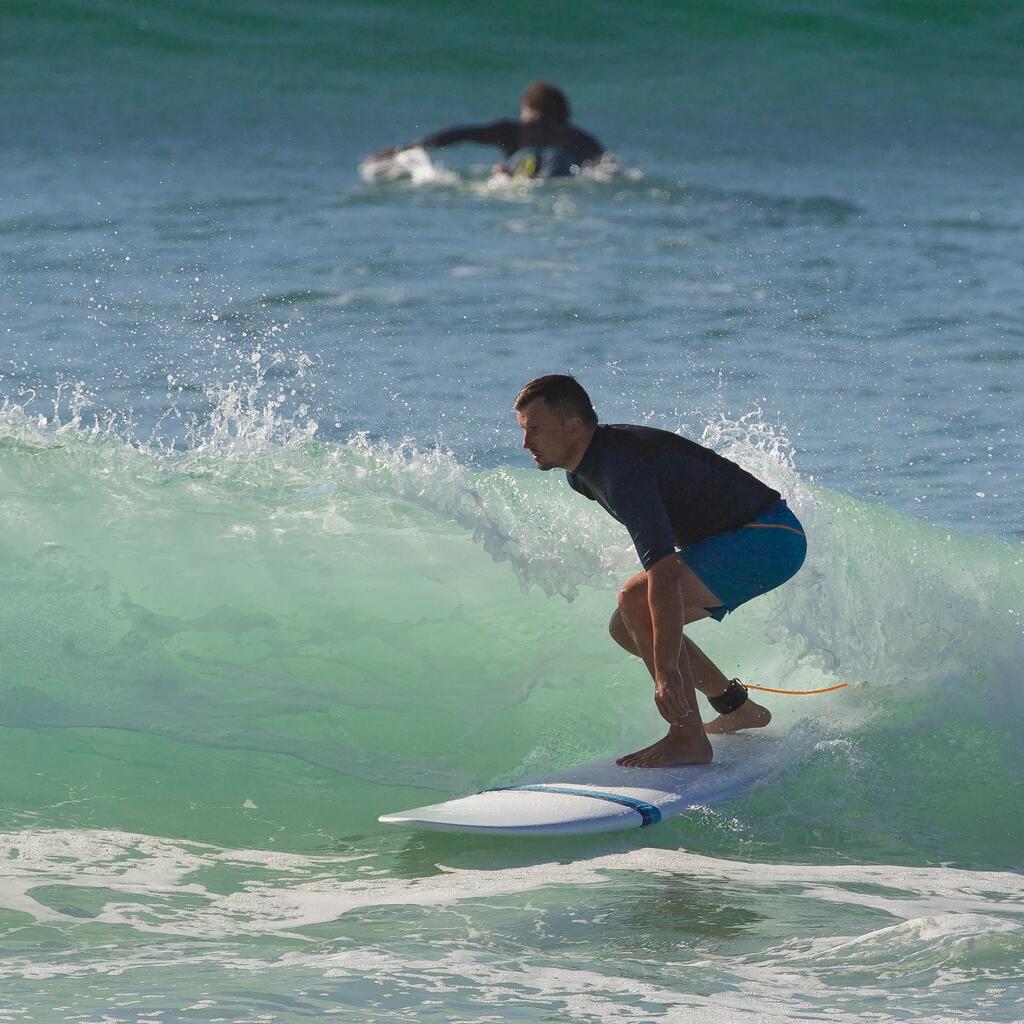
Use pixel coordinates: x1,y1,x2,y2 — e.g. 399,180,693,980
2,419,1021,867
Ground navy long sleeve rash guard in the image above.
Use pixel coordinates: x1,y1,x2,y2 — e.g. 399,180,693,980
417,119,604,165
566,424,781,570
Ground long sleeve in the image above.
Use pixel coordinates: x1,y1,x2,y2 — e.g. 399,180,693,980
415,120,520,156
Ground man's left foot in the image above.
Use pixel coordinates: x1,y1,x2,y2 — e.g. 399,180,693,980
704,698,771,735
616,727,713,769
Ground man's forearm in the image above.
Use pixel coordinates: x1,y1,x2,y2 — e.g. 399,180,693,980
647,561,685,676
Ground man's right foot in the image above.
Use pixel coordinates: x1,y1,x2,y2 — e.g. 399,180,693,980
616,725,713,768
704,697,771,735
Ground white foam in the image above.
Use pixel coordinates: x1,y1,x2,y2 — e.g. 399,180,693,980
358,147,458,186
1,829,1020,944
810,912,1018,958
0,828,1018,1024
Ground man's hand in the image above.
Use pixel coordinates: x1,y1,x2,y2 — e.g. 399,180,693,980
654,667,692,724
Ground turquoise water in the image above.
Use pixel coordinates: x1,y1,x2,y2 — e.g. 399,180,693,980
2,2,1023,1021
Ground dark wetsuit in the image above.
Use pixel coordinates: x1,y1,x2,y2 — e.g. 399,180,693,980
417,119,604,175
566,425,781,571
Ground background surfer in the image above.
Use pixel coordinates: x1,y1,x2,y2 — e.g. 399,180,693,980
515,375,808,768
371,81,604,179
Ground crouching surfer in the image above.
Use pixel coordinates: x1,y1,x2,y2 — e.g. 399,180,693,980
370,81,604,180
514,375,808,768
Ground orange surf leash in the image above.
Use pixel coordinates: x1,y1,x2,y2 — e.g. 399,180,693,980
745,682,848,696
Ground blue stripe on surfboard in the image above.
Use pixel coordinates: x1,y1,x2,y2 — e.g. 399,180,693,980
484,784,663,827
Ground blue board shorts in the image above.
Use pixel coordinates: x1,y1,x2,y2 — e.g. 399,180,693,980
678,498,807,620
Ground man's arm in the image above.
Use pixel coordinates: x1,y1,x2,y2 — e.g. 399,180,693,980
599,448,691,721
372,121,519,162
416,120,518,152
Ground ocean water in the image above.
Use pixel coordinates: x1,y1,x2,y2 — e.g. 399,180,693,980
2,2,1023,1021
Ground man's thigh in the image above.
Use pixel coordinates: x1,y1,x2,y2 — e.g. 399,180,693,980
618,561,720,621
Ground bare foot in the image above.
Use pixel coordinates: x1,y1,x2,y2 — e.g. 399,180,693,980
704,698,772,736
616,727,713,768
614,736,663,766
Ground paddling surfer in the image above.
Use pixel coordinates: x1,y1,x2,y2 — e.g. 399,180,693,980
514,375,807,769
371,81,604,180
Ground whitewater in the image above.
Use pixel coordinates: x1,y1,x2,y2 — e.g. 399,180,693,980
2,1,1023,1021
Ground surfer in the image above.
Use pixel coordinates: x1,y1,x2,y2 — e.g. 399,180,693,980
514,375,807,769
371,81,604,179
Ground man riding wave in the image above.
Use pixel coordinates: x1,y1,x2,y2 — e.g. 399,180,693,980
515,375,807,768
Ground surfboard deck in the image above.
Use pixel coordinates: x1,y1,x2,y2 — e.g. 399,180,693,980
379,738,773,835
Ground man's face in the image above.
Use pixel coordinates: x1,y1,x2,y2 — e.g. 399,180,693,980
516,398,579,471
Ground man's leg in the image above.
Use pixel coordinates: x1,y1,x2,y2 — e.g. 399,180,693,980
612,564,715,767
679,633,771,735
611,620,772,736
610,565,770,767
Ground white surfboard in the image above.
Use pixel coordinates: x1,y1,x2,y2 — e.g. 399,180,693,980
358,147,458,186
379,737,776,836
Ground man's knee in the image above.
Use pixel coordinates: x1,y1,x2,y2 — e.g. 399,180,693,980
608,608,638,653
617,575,647,618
